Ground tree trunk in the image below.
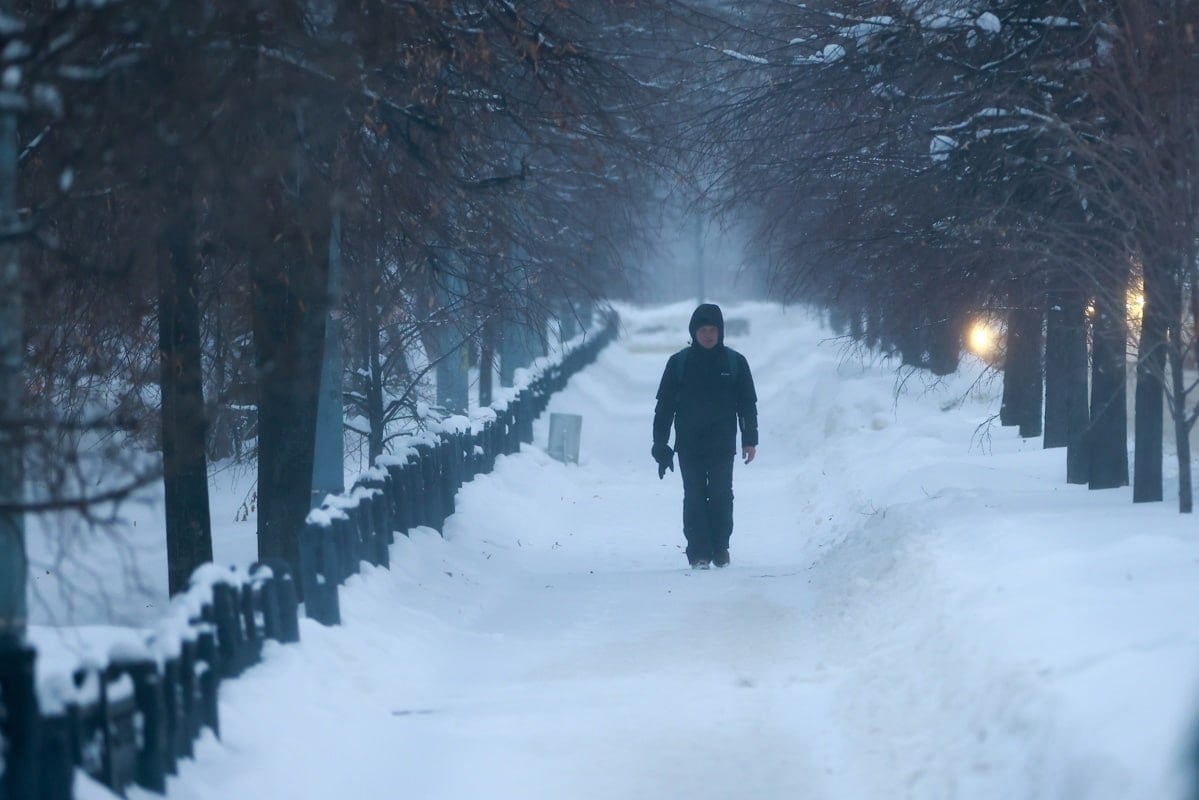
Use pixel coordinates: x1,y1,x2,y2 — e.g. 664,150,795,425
207,284,232,461
159,192,214,595
896,313,924,371
925,314,962,377
1001,293,1044,438
849,308,864,341
0,87,26,649
1020,311,1045,440
310,211,344,504
828,306,847,336
479,322,494,408
864,307,881,350
434,275,469,416
253,185,332,584
360,298,385,463
1178,249,1199,512
1044,290,1071,448
1060,291,1091,484
1168,322,1192,512
1133,260,1168,503
1088,272,1130,490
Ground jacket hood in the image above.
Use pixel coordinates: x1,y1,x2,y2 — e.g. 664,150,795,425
688,303,724,345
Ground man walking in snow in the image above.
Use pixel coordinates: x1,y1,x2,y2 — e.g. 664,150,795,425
652,303,758,569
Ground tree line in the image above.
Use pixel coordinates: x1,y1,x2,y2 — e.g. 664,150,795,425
689,0,1199,510
0,0,718,649
4,0,1193,657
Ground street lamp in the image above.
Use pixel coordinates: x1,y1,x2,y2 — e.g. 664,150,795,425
966,318,999,359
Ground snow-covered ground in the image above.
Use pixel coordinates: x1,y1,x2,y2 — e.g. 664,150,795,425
48,302,1199,799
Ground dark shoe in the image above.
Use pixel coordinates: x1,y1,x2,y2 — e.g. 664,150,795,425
689,559,711,570
713,550,730,568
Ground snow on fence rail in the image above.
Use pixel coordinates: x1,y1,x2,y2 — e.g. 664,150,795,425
0,310,619,800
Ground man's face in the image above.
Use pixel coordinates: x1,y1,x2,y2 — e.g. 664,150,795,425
696,324,720,349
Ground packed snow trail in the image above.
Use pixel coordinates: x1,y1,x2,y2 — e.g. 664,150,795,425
128,302,1199,800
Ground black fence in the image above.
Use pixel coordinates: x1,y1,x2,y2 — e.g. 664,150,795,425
0,310,618,799
0,563,300,800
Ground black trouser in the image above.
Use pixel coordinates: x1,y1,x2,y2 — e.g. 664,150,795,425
677,450,735,562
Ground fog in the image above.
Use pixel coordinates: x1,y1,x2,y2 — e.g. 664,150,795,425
637,194,769,306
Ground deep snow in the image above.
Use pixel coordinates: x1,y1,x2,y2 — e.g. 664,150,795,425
34,302,1199,799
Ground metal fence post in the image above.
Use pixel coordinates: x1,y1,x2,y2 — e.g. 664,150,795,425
100,665,138,793
211,583,243,678
390,463,413,533
160,653,189,766
37,712,72,800
238,582,263,666
0,644,39,800
195,627,221,739
122,658,168,794
266,560,301,644
438,440,455,522
408,455,427,529
178,638,201,747
299,522,341,627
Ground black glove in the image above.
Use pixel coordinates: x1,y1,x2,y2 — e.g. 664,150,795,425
652,443,674,479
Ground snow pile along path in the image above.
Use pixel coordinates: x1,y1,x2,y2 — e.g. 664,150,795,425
124,302,1199,800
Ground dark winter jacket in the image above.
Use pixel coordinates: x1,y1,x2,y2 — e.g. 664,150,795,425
653,304,758,457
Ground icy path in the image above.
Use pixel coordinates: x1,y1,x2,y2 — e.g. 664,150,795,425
140,303,1199,800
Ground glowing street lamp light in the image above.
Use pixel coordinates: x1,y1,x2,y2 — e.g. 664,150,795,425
1127,287,1145,326
967,319,998,358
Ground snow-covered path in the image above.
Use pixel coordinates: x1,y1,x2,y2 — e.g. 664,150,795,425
133,302,1199,800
